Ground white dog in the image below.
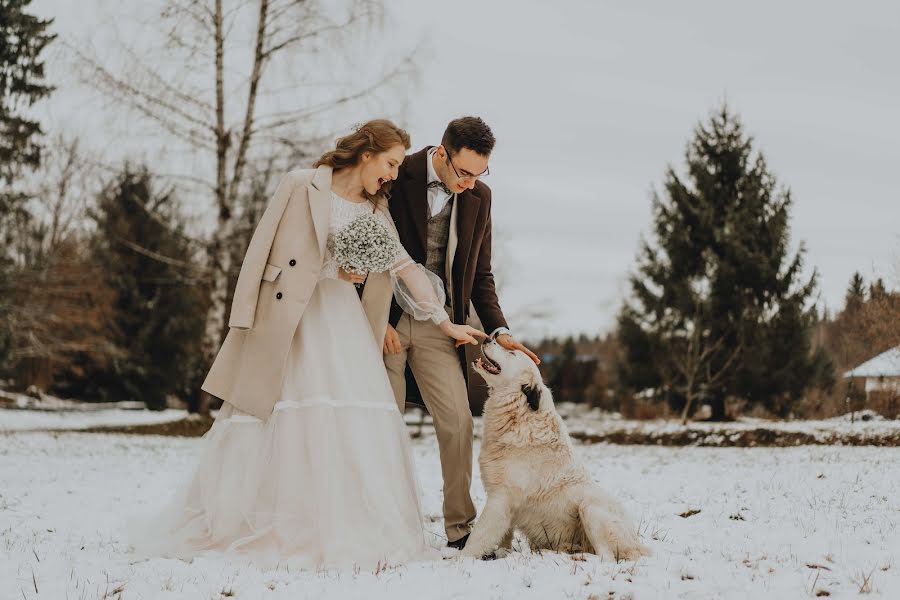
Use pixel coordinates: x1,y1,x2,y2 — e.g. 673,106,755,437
462,339,649,561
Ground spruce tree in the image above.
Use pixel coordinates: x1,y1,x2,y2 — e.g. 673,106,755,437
844,272,866,316
869,278,888,301
87,167,208,409
0,0,55,370
0,0,54,197
617,105,832,419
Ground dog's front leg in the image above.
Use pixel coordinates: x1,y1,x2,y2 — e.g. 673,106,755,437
460,494,513,559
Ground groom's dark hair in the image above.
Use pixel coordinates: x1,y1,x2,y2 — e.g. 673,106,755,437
442,116,495,156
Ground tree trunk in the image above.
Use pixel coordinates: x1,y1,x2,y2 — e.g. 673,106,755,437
198,220,235,415
681,390,694,425
708,395,729,421
193,0,230,417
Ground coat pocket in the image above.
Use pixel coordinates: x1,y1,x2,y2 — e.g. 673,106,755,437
262,263,282,282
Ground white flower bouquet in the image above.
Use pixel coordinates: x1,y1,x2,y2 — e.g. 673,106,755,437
328,212,399,275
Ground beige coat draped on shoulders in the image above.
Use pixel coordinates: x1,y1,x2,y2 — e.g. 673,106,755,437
201,165,395,419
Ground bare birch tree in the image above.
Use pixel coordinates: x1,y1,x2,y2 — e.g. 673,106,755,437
1,137,119,388
631,280,743,424
71,0,416,410
657,297,742,424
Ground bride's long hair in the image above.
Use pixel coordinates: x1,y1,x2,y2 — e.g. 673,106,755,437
314,119,411,202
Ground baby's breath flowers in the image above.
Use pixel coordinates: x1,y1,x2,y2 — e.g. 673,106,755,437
328,212,399,275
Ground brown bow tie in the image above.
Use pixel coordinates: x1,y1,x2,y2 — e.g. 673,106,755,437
427,180,452,196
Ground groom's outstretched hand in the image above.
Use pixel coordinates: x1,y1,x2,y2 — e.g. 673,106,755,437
441,321,488,347
496,334,541,365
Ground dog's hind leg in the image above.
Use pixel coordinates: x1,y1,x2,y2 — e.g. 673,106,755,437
460,494,513,559
578,496,649,562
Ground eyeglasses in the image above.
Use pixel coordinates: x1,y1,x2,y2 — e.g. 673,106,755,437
445,150,489,182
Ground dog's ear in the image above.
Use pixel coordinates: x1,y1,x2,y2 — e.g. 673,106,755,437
521,383,542,411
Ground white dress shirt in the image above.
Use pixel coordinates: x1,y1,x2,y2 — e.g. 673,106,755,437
426,147,452,217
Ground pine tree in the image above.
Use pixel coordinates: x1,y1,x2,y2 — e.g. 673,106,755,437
86,167,209,409
869,278,888,301
845,272,866,314
0,0,55,370
545,337,605,406
617,105,832,419
825,273,900,379
0,0,55,200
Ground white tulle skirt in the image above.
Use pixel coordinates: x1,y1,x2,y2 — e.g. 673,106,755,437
131,278,430,568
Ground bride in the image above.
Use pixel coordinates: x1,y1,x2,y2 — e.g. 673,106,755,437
131,119,486,567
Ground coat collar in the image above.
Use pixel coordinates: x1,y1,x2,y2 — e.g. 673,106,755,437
404,147,483,252
308,165,332,258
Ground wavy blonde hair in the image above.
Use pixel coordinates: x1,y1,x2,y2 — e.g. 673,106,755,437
314,119,411,202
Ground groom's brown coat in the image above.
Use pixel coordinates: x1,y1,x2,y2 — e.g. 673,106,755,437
388,147,508,370
201,166,394,419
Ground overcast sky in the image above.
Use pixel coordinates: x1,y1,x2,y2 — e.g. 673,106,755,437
32,0,900,340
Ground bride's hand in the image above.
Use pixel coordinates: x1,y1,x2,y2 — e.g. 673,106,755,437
439,320,488,347
338,267,367,284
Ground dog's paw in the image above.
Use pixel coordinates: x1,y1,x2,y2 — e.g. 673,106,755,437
629,543,653,559
460,546,505,560
458,546,484,559
608,541,652,562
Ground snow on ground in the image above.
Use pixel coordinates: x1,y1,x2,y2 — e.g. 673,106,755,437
2,430,899,599
6,401,898,443
556,403,900,442
0,408,187,433
0,407,435,434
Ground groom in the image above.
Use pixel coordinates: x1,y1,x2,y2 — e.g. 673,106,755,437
383,116,538,549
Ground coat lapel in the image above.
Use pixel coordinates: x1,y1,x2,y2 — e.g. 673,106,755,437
403,148,430,251
308,165,332,258
445,194,459,297
453,187,481,286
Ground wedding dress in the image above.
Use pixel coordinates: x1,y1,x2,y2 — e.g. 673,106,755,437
131,192,446,568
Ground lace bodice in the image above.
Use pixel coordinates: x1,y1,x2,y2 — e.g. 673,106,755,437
320,193,411,280
319,192,447,324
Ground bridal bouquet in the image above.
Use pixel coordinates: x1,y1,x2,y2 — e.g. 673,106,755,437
329,213,399,275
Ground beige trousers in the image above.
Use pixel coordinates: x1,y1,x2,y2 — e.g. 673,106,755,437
384,313,476,543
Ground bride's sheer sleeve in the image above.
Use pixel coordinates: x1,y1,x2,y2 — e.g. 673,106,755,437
377,210,450,325
390,257,449,325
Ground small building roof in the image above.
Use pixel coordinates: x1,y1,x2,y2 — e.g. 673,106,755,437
844,346,900,378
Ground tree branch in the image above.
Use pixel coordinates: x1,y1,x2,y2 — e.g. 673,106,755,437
226,0,269,208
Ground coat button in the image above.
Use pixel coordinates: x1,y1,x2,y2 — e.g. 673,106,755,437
289,259,296,266
276,292,283,300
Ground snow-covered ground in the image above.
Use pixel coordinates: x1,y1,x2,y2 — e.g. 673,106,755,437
6,401,899,441
0,407,187,432
2,429,898,599
555,404,900,445
0,407,434,434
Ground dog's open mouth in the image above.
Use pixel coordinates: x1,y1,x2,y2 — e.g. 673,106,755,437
473,349,501,375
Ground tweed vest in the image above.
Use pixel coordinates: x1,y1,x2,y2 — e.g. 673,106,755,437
425,195,454,296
